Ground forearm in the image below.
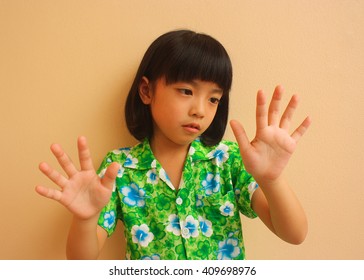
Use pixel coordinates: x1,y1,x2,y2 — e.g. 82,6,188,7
66,215,102,259
254,177,308,244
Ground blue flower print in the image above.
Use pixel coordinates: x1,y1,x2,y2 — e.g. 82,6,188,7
195,194,204,208
220,201,234,216
166,214,181,236
159,168,174,190
207,143,229,167
146,169,158,185
131,224,154,247
141,254,161,260
102,211,116,229
114,166,124,181
188,146,196,156
121,183,146,207
124,155,138,168
198,216,213,237
217,237,241,260
201,172,220,196
180,215,199,239
248,181,259,200
99,166,121,191
112,147,131,155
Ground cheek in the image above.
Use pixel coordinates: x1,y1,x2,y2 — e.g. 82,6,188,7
150,100,185,126
163,98,187,116
207,106,219,120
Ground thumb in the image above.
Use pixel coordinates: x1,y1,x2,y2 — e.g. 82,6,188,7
230,120,251,153
100,162,120,191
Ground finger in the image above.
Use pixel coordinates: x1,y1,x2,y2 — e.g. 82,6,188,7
51,143,78,177
280,94,299,131
230,120,251,154
268,85,283,126
39,162,68,189
256,90,268,130
291,116,312,142
100,162,120,191
77,136,94,171
35,185,63,202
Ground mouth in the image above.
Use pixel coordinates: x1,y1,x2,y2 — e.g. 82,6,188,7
182,123,201,133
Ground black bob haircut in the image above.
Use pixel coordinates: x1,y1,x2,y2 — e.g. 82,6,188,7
125,29,233,146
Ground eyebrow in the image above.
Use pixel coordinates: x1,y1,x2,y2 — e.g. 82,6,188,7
211,88,224,94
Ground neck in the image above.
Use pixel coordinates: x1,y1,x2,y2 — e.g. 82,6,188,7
149,135,190,161
149,135,191,190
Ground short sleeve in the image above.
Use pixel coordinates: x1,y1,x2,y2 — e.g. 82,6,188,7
97,152,122,237
229,142,259,219
235,169,258,218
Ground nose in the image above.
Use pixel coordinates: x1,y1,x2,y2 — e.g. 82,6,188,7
189,98,205,118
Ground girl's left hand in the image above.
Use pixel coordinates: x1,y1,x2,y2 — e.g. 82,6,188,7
230,85,311,185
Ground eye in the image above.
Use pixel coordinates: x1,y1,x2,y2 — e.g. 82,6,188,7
209,97,221,105
178,88,193,96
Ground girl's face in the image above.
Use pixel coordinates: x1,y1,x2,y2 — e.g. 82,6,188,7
139,77,223,149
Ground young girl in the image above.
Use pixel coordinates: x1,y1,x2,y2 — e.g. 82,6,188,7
35,30,311,260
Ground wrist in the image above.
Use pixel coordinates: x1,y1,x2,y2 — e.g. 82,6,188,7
255,176,286,191
72,213,100,229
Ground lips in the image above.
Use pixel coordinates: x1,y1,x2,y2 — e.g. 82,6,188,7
182,123,201,133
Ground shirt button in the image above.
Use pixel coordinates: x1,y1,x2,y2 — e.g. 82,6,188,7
176,197,183,205
182,228,189,234
182,228,190,238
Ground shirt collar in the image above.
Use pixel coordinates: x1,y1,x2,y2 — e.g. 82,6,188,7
123,138,156,170
190,138,219,162
124,137,219,170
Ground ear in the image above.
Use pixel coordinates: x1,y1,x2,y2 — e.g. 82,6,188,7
139,76,152,105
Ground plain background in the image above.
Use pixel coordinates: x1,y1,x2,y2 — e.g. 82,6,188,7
1,0,363,259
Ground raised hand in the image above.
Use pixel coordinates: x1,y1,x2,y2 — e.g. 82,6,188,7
35,136,119,220
230,86,311,185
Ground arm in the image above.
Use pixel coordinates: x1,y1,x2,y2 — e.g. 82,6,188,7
231,85,311,244
66,218,107,259
35,136,119,259
251,178,308,244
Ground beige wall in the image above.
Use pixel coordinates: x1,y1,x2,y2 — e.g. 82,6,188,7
1,0,363,259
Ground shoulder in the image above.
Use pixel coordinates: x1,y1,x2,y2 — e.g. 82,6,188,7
215,139,240,152
190,138,241,165
103,147,133,163
197,138,240,154
97,141,147,169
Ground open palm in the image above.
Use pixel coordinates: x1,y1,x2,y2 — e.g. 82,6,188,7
35,137,119,220
230,86,311,183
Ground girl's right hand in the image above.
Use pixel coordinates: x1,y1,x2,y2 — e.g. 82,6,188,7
35,136,119,220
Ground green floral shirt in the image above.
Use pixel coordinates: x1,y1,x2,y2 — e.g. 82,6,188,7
97,138,258,260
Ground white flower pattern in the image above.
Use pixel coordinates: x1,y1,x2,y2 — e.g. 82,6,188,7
201,172,220,195
166,214,181,236
217,237,241,260
103,211,116,229
180,215,199,239
207,143,229,167
198,216,213,237
97,138,258,260
131,224,154,247
220,201,235,216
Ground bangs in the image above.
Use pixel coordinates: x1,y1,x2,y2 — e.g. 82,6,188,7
145,31,232,94
127,30,232,146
